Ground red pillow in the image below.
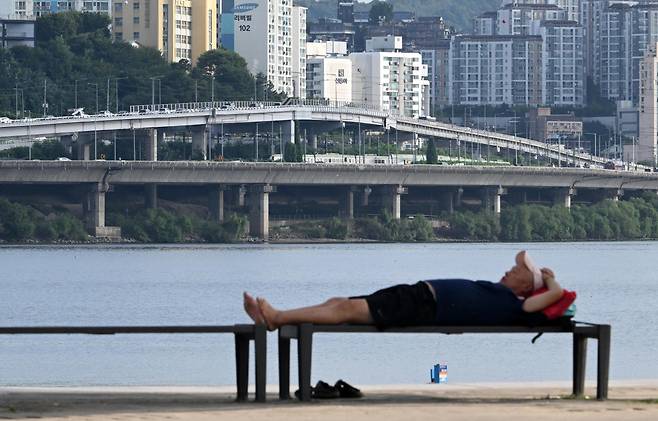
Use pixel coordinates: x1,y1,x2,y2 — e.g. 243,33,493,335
531,287,577,319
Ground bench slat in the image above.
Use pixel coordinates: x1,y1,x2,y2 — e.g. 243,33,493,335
279,323,575,338
0,325,254,335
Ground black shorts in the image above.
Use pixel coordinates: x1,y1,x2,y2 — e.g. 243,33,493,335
351,282,437,328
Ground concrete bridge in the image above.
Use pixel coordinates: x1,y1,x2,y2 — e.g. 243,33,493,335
1,160,656,240
0,101,609,167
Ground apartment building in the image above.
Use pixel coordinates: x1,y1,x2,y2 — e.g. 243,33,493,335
500,0,580,22
449,35,543,106
0,1,30,18
540,20,585,106
112,0,216,64
220,0,305,96
291,5,306,98
1,1,112,18
474,12,497,36
638,42,658,163
0,17,35,48
497,3,565,36
350,36,429,117
306,41,352,102
421,41,450,110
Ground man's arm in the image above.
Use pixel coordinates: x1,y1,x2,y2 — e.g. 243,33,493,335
522,268,563,313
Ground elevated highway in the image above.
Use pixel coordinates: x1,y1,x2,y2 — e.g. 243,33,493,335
0,102,610,167
1,160,656,190
1,160,656,240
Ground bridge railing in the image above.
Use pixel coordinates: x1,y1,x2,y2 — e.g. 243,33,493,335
127,99,387,115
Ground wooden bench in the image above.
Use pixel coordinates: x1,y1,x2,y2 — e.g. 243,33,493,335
0,324,267,402
277,321,611,401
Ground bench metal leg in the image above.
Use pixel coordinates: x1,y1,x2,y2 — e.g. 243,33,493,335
597,325,611,401
254,325,267,402
235,332,250,402
573,332,587,397
278,331,291,400
298,324,314,402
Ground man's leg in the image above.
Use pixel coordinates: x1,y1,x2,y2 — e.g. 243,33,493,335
258,297,372,331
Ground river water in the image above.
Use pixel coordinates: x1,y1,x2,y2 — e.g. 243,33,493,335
1,242,656,386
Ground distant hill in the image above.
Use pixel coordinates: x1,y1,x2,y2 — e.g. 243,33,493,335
297,0,500,32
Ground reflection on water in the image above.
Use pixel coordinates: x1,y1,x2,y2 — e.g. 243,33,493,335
1,242,656,386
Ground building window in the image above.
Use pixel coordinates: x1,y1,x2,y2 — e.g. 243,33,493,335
114,17,123,27
133,1,140,10
133,16,140,24
134,32,140,40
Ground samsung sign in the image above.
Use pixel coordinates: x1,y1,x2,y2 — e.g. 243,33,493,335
232,3,259,13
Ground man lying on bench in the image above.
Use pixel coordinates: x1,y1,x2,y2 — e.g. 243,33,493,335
244,250,574,331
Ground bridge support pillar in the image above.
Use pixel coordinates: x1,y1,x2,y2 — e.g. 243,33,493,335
236,185,247,207
340,187,356,219
209,185,227,223
249,185,274,241
192,127,208,160
84,184,121,239
360,186,372,207
75,136,91,161
282,120,296,145
145,184,158,209
61,135,75,156
482,186,506,214
455,187,464,208
554,188,577,209
143,129,160,161
441,191,454,214
383,185,408,219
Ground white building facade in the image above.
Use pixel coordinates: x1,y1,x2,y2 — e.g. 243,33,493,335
291,5,307,99
306,41,352,103
638,42,658,164
1,1,112,18
220,0,306,96
350,47,428,117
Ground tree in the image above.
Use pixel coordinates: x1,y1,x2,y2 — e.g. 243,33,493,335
35,12,80,43
426,139,438,164
194,48,255,101
368,1,393,25
284,142,298,162
255,72,287,102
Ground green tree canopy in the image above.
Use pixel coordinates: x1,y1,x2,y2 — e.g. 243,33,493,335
426,139,438,164
0,12,287,120
194,48,256,101
369,1,393,24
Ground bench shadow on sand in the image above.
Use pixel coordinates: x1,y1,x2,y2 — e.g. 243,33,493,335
1,390,650,419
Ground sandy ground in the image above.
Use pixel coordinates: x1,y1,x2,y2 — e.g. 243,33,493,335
1,381,657,421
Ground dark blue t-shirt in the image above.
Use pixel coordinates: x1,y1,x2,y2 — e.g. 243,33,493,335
426,279,527,325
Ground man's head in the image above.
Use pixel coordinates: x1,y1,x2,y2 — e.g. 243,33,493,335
500,251,544,297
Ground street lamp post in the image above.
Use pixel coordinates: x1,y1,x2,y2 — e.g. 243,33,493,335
113,77,128,113
149,77,162,110
42,79,48,117
585,132,598,158
88,83,99,158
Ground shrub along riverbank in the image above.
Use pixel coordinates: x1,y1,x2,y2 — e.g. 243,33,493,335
448,192,658,241
0,194,657,243
0,198,87,242
107,209,247,243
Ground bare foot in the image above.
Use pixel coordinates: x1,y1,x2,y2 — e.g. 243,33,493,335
257,297,280,331
243,292,265,325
